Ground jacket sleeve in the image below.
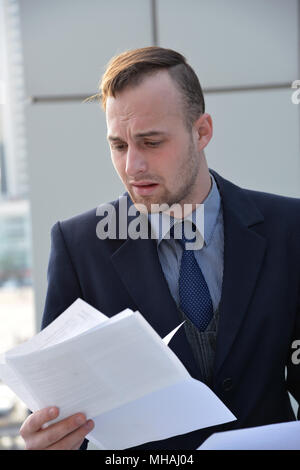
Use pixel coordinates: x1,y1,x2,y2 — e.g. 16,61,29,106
41,221,88,450
41,221,83,329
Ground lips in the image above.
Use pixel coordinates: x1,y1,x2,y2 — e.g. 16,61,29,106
131,182,159,196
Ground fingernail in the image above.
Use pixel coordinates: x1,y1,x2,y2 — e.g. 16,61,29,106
85,420,94,431
49,407,57,418
76,414,86,426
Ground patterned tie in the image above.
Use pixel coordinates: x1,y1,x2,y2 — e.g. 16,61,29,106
177,223,213,331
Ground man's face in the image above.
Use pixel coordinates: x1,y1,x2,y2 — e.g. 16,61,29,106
106,70,203,212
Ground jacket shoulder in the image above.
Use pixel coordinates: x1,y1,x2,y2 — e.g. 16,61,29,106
243,186,300,217
55,196,123,237
239,186,300,240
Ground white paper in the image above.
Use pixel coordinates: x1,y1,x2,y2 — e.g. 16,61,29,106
0,298,107,411
0,355,40,412
198,420,300,450
0,298,236,448
87,377,236,450
6,298,108,357
5,310,189,421
162,321,185,345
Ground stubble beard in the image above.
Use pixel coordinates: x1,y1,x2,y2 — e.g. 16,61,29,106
127,140,200,214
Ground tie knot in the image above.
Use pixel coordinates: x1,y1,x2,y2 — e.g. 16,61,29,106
171,222,197,249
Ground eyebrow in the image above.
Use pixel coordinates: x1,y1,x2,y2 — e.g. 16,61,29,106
107,130,168,141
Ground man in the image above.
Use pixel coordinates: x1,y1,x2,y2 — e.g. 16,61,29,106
20,47,300,450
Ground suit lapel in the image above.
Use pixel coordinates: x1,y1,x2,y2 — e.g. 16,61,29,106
211,171,267,380
111,236,180,337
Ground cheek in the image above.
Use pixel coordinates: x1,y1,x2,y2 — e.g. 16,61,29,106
156,145,178,169
159,147,184,174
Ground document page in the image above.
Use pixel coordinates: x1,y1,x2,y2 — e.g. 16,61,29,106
4,310,190,422
6,298,108,357
0,298,108,411
88,377,236,449
198,420,300,450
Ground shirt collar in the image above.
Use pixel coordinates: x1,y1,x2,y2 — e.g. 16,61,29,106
148,173,221,247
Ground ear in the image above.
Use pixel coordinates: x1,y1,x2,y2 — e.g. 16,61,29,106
193,113,213,151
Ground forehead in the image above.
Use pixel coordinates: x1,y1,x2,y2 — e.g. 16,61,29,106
105,70,184,133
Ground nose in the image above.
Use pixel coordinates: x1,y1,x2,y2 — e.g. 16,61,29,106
125,145,148,178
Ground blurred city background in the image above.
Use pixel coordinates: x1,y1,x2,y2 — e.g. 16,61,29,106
0,0,299,450
0,0,34,449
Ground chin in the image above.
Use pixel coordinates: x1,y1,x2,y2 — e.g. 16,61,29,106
132,198,158,213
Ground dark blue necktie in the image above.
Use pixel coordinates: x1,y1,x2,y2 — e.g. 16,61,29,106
177,223,213,331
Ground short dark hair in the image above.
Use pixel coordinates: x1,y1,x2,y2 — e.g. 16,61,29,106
98,46,205,129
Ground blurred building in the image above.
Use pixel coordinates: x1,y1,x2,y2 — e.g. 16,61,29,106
0,199,32,286
0,0,32,286
0,1,33,450
0,118,8,196
1,0,28,199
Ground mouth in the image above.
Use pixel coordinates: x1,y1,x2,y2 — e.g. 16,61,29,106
131,182,159,196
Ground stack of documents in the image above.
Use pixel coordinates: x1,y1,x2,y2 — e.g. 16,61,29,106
0,299,236,449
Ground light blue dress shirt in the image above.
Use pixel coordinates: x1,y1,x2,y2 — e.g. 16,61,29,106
148,173,224,384
149,173,224,313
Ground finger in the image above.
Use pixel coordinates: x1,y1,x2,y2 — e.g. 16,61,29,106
70,428,93,451
46,420,94,451
20,406,59,438
70,436,87,451
70,438,85,451
27,413,89,450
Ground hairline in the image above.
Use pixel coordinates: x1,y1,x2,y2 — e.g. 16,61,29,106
104,67,200,131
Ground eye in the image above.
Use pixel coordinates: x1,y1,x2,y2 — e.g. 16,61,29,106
111,143,127,151
145,141,161,147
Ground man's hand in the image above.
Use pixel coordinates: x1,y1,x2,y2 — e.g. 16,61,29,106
19,406,94,450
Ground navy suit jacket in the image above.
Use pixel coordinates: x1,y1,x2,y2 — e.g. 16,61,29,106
41,170,300,450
